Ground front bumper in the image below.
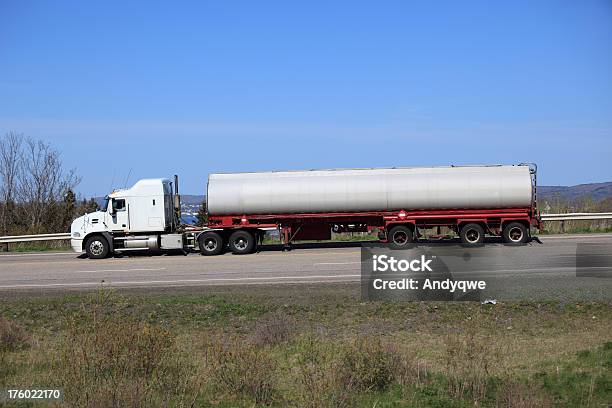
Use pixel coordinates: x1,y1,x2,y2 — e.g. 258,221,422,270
71,238,84,253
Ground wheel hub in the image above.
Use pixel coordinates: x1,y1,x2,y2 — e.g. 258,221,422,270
90,240,104,256
235,238,248,250
392,231,408,244
508,227,523,242
204,239,217,251
466,229,480,243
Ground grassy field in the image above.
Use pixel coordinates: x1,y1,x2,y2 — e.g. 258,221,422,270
0,284,610,407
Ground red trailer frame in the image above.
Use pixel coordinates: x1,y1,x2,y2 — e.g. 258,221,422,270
207,206,539,238
199,205,541,255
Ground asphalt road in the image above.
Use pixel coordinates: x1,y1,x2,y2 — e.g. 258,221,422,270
0,234,611,299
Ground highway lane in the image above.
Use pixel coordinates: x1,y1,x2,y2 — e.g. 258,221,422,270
0,234,611,296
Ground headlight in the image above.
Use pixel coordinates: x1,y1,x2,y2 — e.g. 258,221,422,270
72,232,81,238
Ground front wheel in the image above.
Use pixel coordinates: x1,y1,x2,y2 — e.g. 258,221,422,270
85,235,110,259
228,230,255,255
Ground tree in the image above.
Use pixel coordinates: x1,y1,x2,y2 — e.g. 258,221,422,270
81,198,100,214
19,137,80,232
196,200,208,226
75,198,99,219
0,132,81,234
60,189,77,231
0,132,23,235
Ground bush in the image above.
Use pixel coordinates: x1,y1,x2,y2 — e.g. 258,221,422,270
496,380,552,408
252,311,296,347
294,335,399,407
0,316,30,378
385,342,429,388
205,336,277,405
444,328,499,404
56,291,198,407
336,337,395,393
0,316,30,355
294,335,343,408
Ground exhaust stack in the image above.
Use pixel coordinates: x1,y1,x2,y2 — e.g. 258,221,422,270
173,174,181,223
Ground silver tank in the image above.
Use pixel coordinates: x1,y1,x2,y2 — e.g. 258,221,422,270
206,165,533,216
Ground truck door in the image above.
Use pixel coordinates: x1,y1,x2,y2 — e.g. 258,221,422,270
109,198,129,231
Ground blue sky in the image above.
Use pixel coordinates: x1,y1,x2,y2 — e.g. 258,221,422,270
1,0,611,196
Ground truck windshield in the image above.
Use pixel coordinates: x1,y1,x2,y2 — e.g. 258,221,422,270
101,196,109,211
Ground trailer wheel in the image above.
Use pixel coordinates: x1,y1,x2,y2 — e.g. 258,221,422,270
85,235,110,259
460,223,485,246
502,222,528,245
388,225,414,249
198,231,224,256
228,230,255,255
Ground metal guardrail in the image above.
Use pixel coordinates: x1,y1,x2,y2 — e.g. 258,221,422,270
540,212,612,221
0,233,71,244
0,213,611,245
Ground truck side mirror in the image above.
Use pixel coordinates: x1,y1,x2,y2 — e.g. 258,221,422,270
108,199,116,215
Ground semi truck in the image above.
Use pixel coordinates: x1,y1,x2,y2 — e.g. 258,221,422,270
70,164,541,259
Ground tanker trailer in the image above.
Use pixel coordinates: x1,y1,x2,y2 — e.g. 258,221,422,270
200,164,540,255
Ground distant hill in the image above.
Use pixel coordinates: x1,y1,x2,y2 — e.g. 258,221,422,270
180,195,206,205
539,182,612,203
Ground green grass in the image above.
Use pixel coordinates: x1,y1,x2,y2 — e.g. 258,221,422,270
539,226,612,235
539,219,612,235
532,341,611,406
7,246,72,253
0,285,610,407
1,240,71,253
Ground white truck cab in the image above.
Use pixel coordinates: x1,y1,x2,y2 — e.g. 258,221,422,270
71,178,186,258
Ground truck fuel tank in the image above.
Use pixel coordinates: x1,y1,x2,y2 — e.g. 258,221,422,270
123,236,159,250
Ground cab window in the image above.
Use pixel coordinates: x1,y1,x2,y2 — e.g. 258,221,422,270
112,199,126,212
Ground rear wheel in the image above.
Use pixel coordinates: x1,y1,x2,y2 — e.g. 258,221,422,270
199,231,224,256
502,222,528,245
388,225,414,249
460,223,485,246
228,230,255,255
85,235,110,259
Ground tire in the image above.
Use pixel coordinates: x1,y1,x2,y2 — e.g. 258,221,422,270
228,230,255,255
460,223,485,246
198,231,224,256
502,222,528,245
85,235,110,259
388,225,414,249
